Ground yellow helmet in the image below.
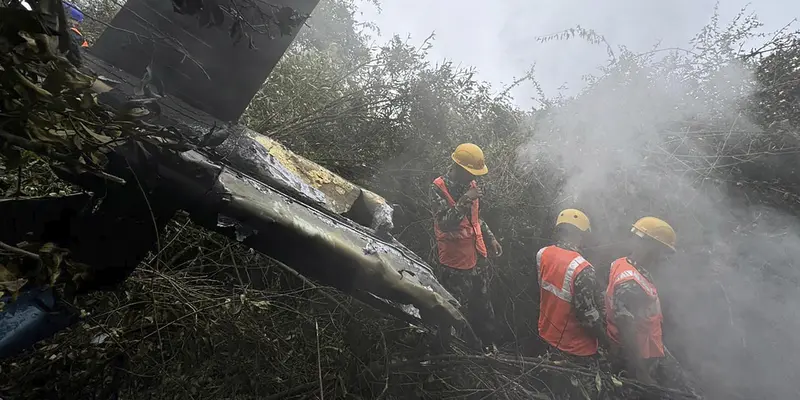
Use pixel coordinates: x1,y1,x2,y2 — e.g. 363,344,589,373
555,208,591,232
632,217,676,251
451,143,488,176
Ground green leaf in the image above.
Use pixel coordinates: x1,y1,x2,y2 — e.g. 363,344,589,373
0,262,26,302
0,264,19,282
0,277,28,300
78,122,112,146
26,123,60,145
85,150,108,167
72,135,83,151
38,242,67,285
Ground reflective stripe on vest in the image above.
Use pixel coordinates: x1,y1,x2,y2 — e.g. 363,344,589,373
432,177,487,269
537,246,587,302
604,258,665,358
536,245,598,356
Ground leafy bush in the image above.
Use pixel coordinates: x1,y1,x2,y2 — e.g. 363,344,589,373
3,0,800,399
246,3,800,399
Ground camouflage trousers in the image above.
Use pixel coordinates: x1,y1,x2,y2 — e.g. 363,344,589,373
546,347,601,368
438,259,497,345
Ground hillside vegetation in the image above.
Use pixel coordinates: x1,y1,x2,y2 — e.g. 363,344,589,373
2,0,800,399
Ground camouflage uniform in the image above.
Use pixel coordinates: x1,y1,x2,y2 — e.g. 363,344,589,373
558,241,607,344
430,175,497,345
429,175,496,245
541,241,607,364
610,262,697,393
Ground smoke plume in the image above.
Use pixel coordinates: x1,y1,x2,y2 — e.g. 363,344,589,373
517,26,800,400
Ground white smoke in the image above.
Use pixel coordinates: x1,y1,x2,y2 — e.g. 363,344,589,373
516,21,800,399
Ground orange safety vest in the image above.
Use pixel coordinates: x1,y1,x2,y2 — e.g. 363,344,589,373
537,245,598,356
70,27,89,48
605,257,665,358
432,176,487,269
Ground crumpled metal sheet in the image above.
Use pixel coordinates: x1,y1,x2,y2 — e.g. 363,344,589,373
213,127,395,231
83,52,394,231
212,125,328,206
192,157,459,319
362,190,394,232
80,54,455,324
174,121,397,232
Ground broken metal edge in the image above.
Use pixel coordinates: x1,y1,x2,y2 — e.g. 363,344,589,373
171,150,461,326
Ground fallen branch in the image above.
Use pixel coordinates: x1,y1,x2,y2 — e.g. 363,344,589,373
0,131,126,185
0,240,41,260
375,354,701,399
270,256,354,318
264,378,336,400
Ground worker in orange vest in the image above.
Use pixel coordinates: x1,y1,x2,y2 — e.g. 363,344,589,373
69,27,89,48
605,217,675,385
430,143,502,352
537,209,608,361
64,2,89,48
62,1,88,67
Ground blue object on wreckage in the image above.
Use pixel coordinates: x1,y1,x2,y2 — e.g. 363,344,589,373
0,287,78,359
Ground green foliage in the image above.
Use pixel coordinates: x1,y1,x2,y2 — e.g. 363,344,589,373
4,0,800,399
0,31,108,168
0,26,189,184
0,15,192,309
245,2,800,399
0,218,674,400
750,35,800,131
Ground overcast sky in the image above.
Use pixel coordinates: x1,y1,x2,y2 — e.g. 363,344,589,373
357,0,798,108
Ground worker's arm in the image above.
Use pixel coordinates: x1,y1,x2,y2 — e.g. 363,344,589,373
429,183,471,231
572,266,608,346
479,219,495,242
481,218,502,256
612,282,654,383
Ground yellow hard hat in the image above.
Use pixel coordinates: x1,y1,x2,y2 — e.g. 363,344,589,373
451,143,488,176
555,208,591,232
632,217,676,251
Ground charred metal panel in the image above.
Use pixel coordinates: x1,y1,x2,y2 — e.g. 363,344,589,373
71,53,451,328
194,163,462,325
83,52,395,233
90,0,320,122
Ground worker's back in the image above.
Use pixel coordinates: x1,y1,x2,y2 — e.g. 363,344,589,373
537,245,598,356
63,1,88,67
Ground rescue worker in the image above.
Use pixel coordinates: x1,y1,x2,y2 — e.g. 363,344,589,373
64,2,89,48
605,217,682,386
61,2,88,68
536,209,607,362
430,143,502,351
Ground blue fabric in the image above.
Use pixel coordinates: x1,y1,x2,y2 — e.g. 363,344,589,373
63,1,84,22
0,288,78,359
